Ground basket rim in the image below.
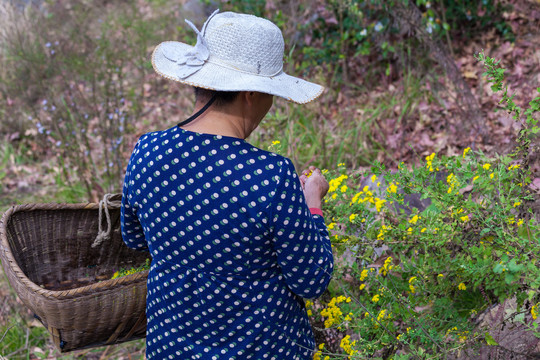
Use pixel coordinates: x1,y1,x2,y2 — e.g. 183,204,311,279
0,202,149,301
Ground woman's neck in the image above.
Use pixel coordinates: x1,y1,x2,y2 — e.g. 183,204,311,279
180,95,257,139
181,110,249,139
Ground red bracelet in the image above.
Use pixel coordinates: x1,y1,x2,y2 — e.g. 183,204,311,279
309,208,323,217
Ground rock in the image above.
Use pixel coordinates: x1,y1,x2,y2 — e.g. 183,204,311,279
449,298,540,359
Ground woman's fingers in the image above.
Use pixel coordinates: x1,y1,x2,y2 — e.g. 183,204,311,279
303,167,329,200
299,174,307,188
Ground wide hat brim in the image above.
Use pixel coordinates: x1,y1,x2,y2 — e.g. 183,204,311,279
152,41,324,104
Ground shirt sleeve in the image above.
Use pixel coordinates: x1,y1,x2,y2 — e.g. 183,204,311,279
121,140,149,251
270,158,334,299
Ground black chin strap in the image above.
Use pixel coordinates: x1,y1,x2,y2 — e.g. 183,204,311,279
177,94,217,127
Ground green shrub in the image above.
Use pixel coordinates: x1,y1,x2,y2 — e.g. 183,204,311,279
308,52,539,359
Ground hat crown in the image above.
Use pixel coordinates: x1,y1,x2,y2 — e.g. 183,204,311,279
203,12,284,76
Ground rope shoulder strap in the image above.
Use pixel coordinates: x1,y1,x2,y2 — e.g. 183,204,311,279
92,193,122,248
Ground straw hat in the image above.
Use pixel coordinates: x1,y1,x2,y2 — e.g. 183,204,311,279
152,10,324,104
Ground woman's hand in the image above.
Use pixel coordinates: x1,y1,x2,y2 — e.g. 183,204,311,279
300,166,329,209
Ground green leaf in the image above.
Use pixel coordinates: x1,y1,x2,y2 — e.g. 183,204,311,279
507,259,523,273
485,332,499,346
480,228,491,236
504,272,517,284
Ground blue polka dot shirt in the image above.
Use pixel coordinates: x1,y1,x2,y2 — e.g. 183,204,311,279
121,126,334,359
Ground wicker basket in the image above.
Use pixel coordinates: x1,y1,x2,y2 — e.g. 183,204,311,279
0,198,151,352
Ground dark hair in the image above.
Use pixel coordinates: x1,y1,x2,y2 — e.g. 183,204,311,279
193,87,240,107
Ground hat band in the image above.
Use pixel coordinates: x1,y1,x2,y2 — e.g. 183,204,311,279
206,55,283,78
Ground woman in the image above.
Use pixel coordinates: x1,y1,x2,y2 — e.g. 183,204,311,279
121,9,334,360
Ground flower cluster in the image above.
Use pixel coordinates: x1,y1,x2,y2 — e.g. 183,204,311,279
349,184,386,212
340,335,358,359
446,173,459,194
328,174,349,194
446,326,469,342
408,276,417,294
425,152,436,172
379,256,394,277
313,343,328,360
377,224,391,241
320,296,351,328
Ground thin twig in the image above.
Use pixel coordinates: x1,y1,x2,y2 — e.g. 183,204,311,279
0,323,16,344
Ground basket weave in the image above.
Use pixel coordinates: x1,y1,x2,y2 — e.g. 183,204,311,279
0,199,151,352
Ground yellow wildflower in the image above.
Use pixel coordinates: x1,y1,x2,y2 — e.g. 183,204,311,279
421,227,427,233
328,174,348,193
339,335,357,358
350,191,363,204
359,269,369,281
359,283,366,290
462,147,471,158
458,282,467,291
371,174,377,183
425,152,436,172
473,175,479,182
380,256,394,276
460,215,469,222
446,173,459,194
349,214,357,222
320,297,345,328
409,276,417,293
271,140,280,145
327,222,335,230
387,182,398,193
483,163,491,170
372,294,380,303
374,198,386,212
409,215,420,224
489,172,494,179
513,201,521,207
532,303,538,320
340,185,348,193
517,219,524,226
377,224,391,241
376,309,387,322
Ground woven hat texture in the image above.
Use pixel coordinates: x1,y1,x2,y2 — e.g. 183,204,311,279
152,10,324,104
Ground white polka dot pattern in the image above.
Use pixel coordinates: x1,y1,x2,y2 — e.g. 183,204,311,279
121,127,333,359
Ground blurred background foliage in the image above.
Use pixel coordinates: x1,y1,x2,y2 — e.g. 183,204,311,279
0,0,525,204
